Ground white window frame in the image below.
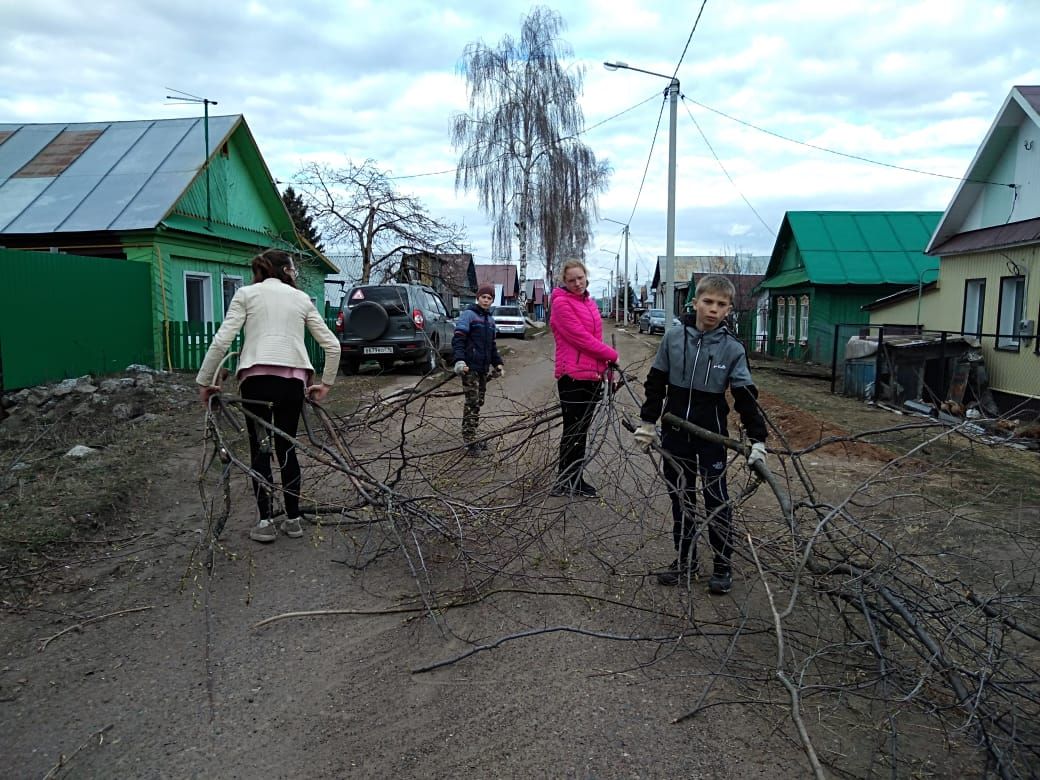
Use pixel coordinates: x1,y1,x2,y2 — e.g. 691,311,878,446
184,272,214,323
221,275,243,316
962,278,985,338
786,296,796,343
996,275,1025,350
775,297,786,341
799,295,810,344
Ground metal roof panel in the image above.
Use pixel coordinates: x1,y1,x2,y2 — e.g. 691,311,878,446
0,116,242,234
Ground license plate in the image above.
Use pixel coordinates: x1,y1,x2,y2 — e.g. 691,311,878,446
363,346,394,355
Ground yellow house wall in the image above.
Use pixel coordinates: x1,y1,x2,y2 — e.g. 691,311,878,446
869,246,1040,400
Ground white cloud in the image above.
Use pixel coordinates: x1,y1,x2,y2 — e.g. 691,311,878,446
1,0,1038,268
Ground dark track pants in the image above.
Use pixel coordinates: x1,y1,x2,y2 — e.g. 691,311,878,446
661,431,732,573
241,375,305,520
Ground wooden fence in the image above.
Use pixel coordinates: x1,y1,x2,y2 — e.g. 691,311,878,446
164,319,337,376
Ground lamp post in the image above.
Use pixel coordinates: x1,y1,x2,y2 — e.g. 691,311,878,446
604,61,679,325
600,249,619,321
603,217,630,325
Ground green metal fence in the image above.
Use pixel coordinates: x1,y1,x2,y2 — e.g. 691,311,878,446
0,248,154,389
164,318,337,377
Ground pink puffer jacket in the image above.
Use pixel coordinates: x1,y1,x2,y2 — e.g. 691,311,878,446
550,286,619,380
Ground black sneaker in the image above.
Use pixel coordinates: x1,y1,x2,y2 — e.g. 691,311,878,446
657,558,697,586
465,443,481,456
708,569,732,595
574,479,598,498
550,481,572,497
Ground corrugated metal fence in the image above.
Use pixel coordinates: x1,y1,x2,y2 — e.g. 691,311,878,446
0,248,154,389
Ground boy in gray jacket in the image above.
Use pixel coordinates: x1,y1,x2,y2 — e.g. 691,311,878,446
634,275,767,594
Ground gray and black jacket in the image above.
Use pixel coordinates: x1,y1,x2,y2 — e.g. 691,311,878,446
639,315,767,443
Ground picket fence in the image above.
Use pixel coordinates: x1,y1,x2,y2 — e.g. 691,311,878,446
164,319,337,376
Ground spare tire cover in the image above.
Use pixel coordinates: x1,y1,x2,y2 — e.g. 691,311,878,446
350,301,390,340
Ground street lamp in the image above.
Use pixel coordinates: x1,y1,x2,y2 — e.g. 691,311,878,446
604,60,679,325
603,217,630,324
599,248,619,321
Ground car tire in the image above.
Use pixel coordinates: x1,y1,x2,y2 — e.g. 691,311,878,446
414,348,438,375
350,301,390,340
518,331,526,340
342,358,360,376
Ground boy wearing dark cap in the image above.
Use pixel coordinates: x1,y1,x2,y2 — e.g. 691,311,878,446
452,284,505,455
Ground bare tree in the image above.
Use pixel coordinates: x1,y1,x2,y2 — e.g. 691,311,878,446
452,5,610,304
295,159,466,284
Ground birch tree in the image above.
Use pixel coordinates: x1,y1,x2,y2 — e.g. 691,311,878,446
452,6,609,302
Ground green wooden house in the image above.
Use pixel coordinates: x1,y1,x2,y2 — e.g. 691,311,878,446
758,211,942,362
0,115,336,376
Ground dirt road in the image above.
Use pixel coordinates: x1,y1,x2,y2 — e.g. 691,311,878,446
2,324,1036,778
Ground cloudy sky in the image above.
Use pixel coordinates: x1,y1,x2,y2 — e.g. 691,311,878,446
3,0,1038,290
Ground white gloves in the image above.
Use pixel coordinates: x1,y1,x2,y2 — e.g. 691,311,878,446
492,364,505,378
747,442,767,468
453,360,468,376
633,423,657,449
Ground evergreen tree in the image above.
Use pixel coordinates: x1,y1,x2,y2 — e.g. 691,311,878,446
282,185,324,253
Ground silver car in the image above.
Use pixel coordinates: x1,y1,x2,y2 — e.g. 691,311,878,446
492,305,526,339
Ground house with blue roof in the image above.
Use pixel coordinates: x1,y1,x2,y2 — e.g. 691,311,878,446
0,115,336,375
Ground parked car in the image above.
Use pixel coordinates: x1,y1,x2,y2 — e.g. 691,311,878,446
335,283,454,374
638,309,667,334
491,305,526,339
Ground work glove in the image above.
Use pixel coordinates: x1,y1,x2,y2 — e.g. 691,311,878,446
453,360,468,376
492,364,505,378
633,423,657,450
747,442,767,468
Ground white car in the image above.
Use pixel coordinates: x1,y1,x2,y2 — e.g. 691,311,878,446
491,305,526,339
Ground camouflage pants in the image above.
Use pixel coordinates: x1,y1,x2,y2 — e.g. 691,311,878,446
462,371,488,443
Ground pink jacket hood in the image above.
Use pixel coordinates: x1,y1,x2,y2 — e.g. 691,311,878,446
550,286,619,380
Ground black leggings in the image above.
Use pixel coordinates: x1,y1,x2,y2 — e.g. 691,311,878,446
241,375,305,520
556,376,602,484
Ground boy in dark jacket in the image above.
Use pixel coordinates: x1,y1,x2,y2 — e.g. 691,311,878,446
452,284,505,455
634,275,767,594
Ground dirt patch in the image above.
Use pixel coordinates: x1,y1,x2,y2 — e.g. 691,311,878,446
1,329,1038,778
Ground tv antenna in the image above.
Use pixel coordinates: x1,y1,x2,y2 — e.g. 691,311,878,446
165,88,219,227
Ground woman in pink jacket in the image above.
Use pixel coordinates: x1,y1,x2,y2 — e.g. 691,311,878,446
549,259,619,498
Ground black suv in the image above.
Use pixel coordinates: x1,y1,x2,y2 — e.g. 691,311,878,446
335,283,455,374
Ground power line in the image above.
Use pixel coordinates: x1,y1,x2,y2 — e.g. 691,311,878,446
673,0,709,77
683,95,1016,188
624,94,668,227
387,93,661,182
681,98,774,234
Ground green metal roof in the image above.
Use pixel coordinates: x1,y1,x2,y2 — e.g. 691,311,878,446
757,268,809,289
763,211,943,289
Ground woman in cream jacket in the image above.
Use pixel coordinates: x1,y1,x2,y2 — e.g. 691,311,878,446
196,250,340,542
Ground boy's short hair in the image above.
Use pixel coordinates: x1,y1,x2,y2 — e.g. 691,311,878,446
695,274,735,303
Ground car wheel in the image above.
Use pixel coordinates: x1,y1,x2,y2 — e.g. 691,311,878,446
341,358,360,376
518,331,526,340
414,348,438,375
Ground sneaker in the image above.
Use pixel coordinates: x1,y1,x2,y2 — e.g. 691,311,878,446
466,443,481,456
280,517,304,538
574,479,598,498
656,558,697,586
708,569,733,595
249,518,278,543
550,481,572,497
